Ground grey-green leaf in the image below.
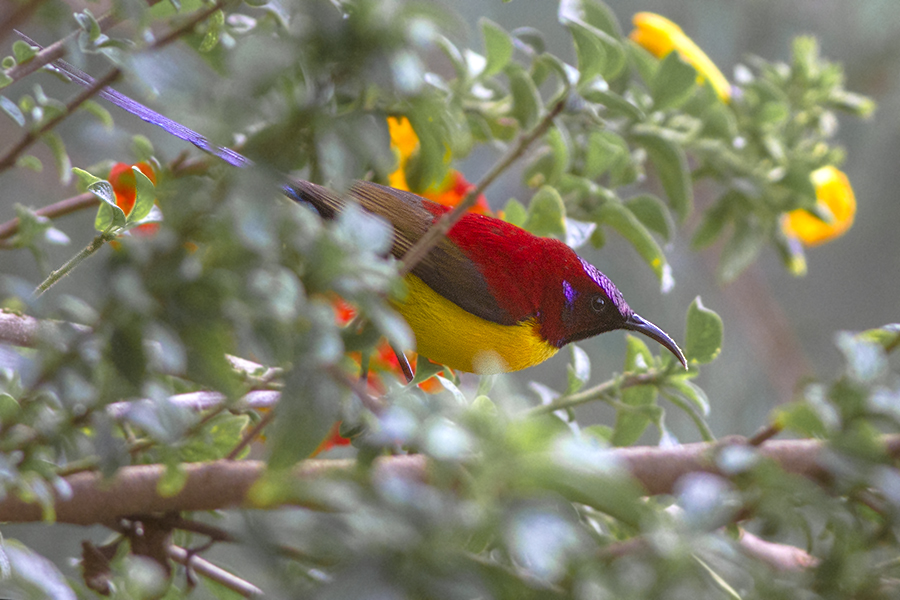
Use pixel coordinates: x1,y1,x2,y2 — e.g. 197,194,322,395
596,201,666,280
480,18,514,77
633,131,693,221
651,51,698,111
127,167,156,225
684,297,723,364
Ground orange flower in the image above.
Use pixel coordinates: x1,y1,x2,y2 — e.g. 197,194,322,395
387,116,492,215
422,171,492,215
109,162,160,236
331,299,447,394
629,12,731,103
310,422,353,457
782,166,856,247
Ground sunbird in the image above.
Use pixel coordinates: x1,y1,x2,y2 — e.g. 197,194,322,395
42,44,686,375
285,180,686,374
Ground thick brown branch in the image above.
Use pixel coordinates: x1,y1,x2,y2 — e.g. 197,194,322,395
0,309,90,347
2,437,899,526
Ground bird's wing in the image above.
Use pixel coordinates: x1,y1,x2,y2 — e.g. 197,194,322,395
287,180,517,326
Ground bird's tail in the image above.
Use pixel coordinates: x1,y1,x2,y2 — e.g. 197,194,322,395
281,180,347,220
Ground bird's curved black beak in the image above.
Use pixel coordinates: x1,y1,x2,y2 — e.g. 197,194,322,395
624,313,687,369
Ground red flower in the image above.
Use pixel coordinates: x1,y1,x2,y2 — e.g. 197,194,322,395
109,162,160,236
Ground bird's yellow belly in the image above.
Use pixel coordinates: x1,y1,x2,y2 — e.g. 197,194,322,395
393,274,558,374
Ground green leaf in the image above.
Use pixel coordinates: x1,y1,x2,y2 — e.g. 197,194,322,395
583,130,629,180
507,64,541,129
580,0,623,40
775,402,829,438
511,26,546,54
651,51,698,111
72,166,104,190
157,461,188,497
717,217,767,283
559,0,626,81
15,155,42,172
684,297,723,365
524,186,566,238
565,21,607,85
41,131,71,185
127,166,156,225
691,192,738,250
596,201,666,280
666,378,710,417
12,41,38,64
581,86,645,120
546,125,572,185
91,181,127,232
131,135,155,162
856,324,900,352
0,95,24,126
410,357,445,386
612,335,657,446
626,39,659,85
625,194,671,241
180,413,251,461
565,344,590,394
0,392,20,422
502,198,527,227
0,71,12,89
74,9,102,41
199,9,225,52
633,131,693,221
81,99,113,129
480,18,514,77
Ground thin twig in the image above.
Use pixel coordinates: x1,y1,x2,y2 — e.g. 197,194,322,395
33,231,117,296
748,422,782,446
168,545,263,597
225,409,275,460
0,192,98,241
397,98,566,277
526,370,663,417
8,14,117,86
0,68,122,176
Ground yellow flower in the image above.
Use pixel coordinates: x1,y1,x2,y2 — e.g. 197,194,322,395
629,12,731,103
782,166,856,246
387,116,419,190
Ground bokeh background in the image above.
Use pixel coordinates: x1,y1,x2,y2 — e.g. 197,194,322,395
2,1,899,592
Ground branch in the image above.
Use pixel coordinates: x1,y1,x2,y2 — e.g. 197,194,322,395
0,456,427,524
167,545,263,597
0,192,99,242
738,529,819,571
7,14,117,86
526,370,664,417
2,436,899,525
0,309,90,347
397,98,566,277
35,231,117,295
0,68,121,176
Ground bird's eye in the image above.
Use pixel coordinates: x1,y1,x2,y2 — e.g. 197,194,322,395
590,295,606,313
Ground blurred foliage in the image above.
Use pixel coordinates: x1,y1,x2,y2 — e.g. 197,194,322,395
0,0,894,598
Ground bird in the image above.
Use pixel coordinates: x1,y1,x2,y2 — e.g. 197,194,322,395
285,179,687,374
37,42,687,375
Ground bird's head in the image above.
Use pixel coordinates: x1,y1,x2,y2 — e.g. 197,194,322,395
541,256,687,368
